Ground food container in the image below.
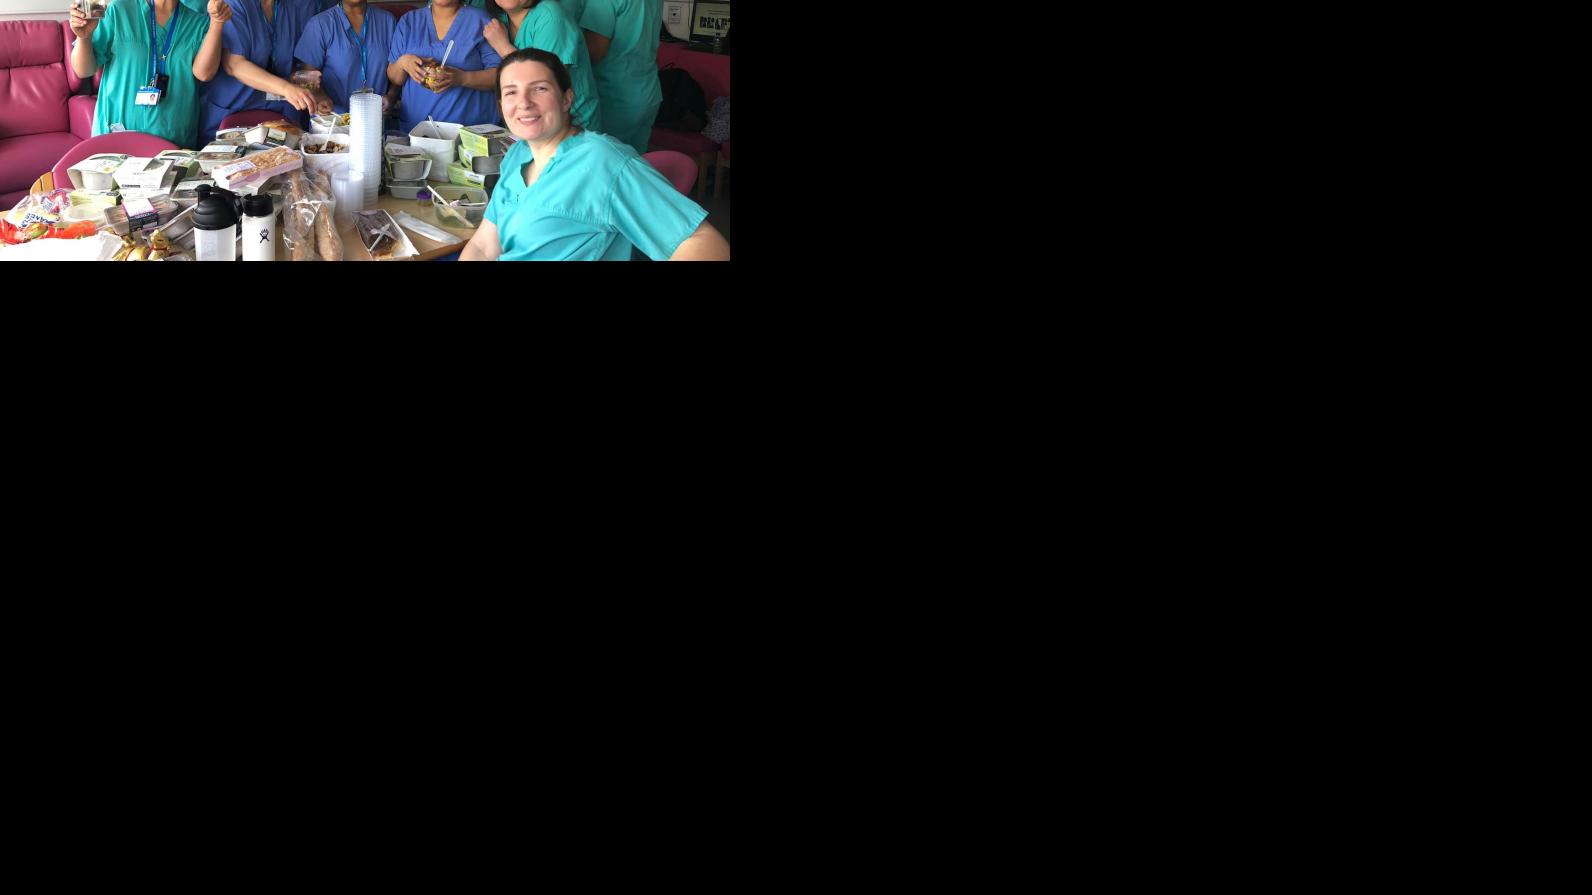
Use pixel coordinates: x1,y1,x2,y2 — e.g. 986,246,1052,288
309,112,351,135
66,153,128,190
62,204,106,226
299,134,353,178
468,153,500,175
458,124,509,158
446,160,487,189
408,120,461,183
196,143,245,172
170,179,212,209
352,209,418,261
386,179,431,200
213,146,303,191
214,127,251,145
112,157,179,190
244,120,303,149
385,144,433,182
429,184,487,227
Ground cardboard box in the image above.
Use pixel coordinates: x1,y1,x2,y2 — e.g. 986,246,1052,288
112,157,179,190
458,124,508,158
447,160,487,188
66,153,129,190
244,120,303,149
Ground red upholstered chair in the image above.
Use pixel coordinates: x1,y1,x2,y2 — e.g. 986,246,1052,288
218,108,288,132
51,131,179,194
0,19,89,208
648,43,729,200
643,150,697,195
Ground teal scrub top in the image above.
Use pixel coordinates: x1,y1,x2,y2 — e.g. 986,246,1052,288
578,0,660,155
559,0,586,30
483,130,707,261
498,1,602,132
91,0,213,150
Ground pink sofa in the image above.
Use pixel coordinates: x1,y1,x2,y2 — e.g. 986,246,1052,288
0,20,98,209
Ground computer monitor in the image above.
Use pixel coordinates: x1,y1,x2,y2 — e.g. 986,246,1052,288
690,1,731,42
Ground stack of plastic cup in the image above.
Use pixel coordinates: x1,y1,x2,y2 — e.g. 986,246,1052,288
349,92,382,207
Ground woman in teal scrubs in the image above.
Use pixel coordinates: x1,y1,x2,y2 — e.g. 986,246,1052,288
576,0,659,155
460,48,727,261
482,0,600,132
386,0,501,134
70,0,232,150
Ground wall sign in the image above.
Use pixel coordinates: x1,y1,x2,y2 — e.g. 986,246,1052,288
691,1,731,39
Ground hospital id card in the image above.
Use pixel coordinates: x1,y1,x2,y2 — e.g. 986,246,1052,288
136,86,161,106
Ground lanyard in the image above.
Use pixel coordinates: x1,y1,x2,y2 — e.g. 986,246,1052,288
146,0,179,85
344,9,368,89
265,1,281,70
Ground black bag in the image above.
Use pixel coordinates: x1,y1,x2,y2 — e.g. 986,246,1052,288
655,64,708,132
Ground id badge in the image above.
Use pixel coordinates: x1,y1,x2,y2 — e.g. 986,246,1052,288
136,86,161,106
265,92,285,101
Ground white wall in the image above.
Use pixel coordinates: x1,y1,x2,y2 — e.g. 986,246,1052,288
0,0,70,21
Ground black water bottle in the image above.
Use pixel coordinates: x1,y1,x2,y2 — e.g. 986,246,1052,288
193,184,239,262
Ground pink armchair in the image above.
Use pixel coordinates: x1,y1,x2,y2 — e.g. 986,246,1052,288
0,20,94,208
643,151,698,195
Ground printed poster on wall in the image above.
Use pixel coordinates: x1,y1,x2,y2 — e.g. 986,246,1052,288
692,1,731,39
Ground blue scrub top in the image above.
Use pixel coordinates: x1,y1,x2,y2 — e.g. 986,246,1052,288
293,4,396,113
387,4,502,133
483,130,707,261
200,0,322,137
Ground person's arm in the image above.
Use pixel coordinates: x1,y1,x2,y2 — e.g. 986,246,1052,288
426,65,498,93
584,30,609,65
192,1,233,82
387,53,431,87
68,5,99,79
221,51,318,111
483,18,514,57
459,218,501,261
667,221,730,261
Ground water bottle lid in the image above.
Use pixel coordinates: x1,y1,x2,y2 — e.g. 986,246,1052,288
193,184,238,230
243,194,273,218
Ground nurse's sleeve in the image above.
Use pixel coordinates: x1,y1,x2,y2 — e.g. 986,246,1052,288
221,12,249,56
387,17,409,64
293,18,326,70
580,0,615,37
90,2,116,67
607,158,709,261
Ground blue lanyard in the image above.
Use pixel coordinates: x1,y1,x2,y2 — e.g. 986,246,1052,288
265,1,283,71
146,0,179,85
343,9,368,89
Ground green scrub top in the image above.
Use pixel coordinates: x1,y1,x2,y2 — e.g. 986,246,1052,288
578,0,661,155
559,0,587,29
90,0,212,150
499,1,603,132
483,130,707,261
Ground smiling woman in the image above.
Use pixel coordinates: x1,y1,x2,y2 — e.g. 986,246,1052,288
458,47,728,261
